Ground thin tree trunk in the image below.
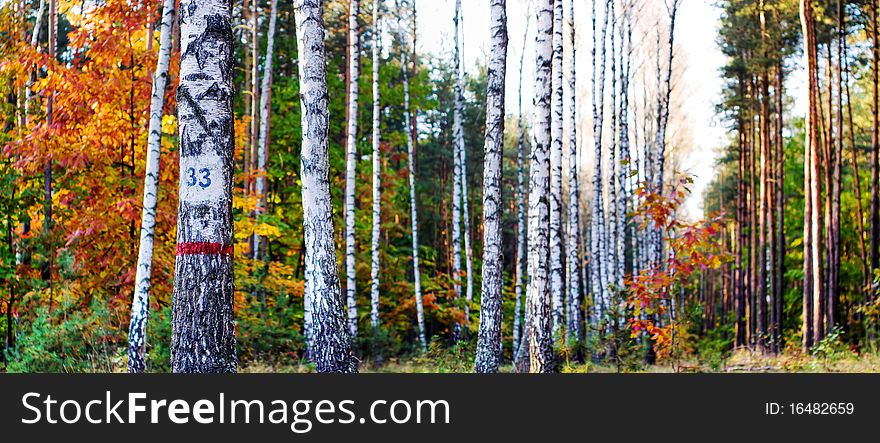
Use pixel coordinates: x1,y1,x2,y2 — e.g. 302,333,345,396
549,0,565,337
128,0,176,373
254,0,278,265
172,0,237,373
528,0,554,373
398,3,427,352
452,0,464,337
801,0,819,350
513,9,530,362
872,0,880,296
590,0,610,322
344,0,361,338
295,0,356,372
454,0,475,330
775,64,785,353
369,0,382,330
567,0,582,345
843,34,868,291
475,0,508,373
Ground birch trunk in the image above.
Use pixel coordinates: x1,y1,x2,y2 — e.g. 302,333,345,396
590,0,610,321
475,0,508,373
398,6,427,351
528,0,554,373
253,0,279,263
128,0,176,374
549,0,564,337
452,0,464,336
344,0,361,338
616,0,631,293
565,0,581,344
369,0,382,330
607,0,618,292
171,0,236,373
513,12,530,359
295,0,356,372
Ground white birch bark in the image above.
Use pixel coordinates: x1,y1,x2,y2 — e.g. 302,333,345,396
475,0,508,373
616,0,632,289
253,0,278,263
549,0,565,337
607,0,618,291
528,0,555,372
295,0,356,372
127,0,176,374
398,6,427,351
513,12,530,361
344,0,361,338
171,0,236,373
451,0,464,337
589,0,610,321
369,0,382,330
565,0,581,343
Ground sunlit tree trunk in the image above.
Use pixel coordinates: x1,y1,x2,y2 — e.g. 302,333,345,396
616,0,632,299
800,0,819,350
369,0,382,330
607,0,618,296
128,0,176,373
528,0,554,373
398,4,427,351
171,0,236,373
253,0,278,264
475,0,508,373
344,0,361,338
295,0,356,372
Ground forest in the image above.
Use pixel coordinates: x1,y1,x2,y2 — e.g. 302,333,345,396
0,0,878,373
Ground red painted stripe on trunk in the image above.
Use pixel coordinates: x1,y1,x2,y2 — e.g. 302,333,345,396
176,242,233,256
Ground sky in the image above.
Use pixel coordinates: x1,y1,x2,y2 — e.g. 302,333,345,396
413,0,729,218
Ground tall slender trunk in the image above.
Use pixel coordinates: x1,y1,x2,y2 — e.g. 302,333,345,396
369,0,382,330
843,34,868,291
653,0,679,267
589,0,610,322
800,0,819,350
616,0,632,307
872,0,880,294
254,0,278,265
43,0,56,293
829,0,843,335
757,0,769,352
398,4,426,352
549,0,565,337
295,0,356,372
344,0,361,338
128,0,176,373
528,0,554,373
172,0,237,373
775,64,785,353
513,11,530,362
454,0,475,330
475,0,508,373
566,0,582,345
607,0,618,296
452,0,466,339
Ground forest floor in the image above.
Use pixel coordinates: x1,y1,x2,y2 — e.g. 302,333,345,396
239,350,880,373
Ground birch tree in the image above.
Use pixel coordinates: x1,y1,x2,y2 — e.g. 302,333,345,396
295,0,356,372
127,0,176,374
344,0,361,338
616,0,632,293
513,10,530,363
566,0,581,344
171,0,237,373
253,0,279,263
549,0,565,337
451,0,464,336
528,0,555,373
369,0,382,330
398,1,427,351
590,0,610,320
475,0,508,373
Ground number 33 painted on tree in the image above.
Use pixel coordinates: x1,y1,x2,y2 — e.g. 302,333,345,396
186,167,212,189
